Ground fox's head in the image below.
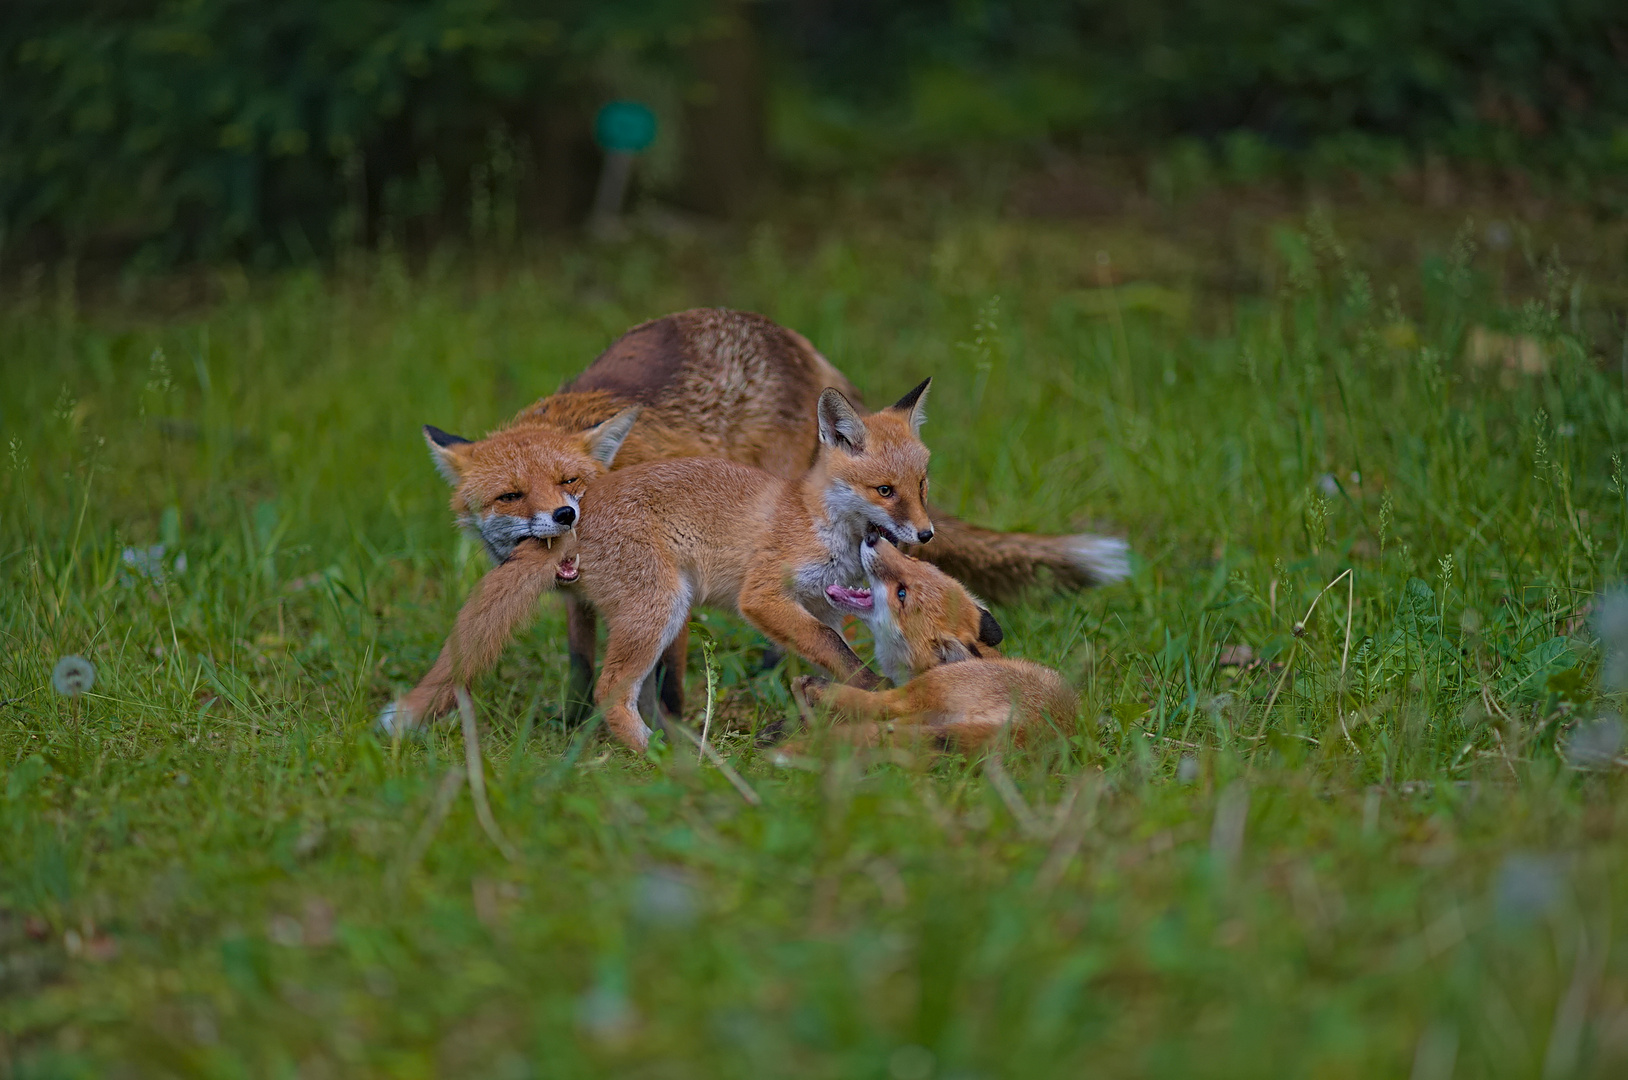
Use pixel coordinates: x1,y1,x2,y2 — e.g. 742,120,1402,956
817,379,935,547
422,407,639,562
844,532,1003,683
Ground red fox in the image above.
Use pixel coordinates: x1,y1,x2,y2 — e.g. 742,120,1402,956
793,532,1078,751
411,308,1128,720
384,383,956,751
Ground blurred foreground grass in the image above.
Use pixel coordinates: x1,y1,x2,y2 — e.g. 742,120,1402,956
3,193,1628,1078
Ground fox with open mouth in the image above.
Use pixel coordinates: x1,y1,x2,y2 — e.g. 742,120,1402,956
794,530,1078,752
398,308,1129,727
383,381,948,751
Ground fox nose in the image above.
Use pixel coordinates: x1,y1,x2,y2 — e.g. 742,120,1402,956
552,505,576,526
916,528,934,544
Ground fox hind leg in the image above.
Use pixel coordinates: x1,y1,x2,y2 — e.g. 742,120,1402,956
927,705,1012,752
596,583,692,753
656,623,688,719
564,592,597,726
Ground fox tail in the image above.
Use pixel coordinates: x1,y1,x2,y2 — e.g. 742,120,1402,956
916,513,1130,604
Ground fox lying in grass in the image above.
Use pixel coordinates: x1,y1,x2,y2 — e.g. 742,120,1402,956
793,531,1078,751
384,383,962,750
411,307,1128,720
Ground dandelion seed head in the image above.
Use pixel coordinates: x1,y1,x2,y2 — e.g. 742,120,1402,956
1494,853,1564,923
576,984,636,1044
631,867,698,928
1562,716,1623,771
1595,590,1628,691
120,544,183,586
51,655,95,697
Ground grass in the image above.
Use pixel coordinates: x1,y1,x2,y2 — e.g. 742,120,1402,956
3,187,1628,1078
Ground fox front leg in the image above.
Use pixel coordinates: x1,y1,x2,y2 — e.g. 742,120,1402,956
378,539,562,736
738,582,883,690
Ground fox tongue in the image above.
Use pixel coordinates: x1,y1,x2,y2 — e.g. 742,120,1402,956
826,583,873,611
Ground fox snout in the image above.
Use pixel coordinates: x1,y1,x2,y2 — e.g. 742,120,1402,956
475,500,580,561
874,508,932,547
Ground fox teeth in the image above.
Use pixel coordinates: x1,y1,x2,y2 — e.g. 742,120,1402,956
545,537,552,550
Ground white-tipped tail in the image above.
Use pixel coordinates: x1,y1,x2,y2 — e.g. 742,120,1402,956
1066,535,1131,584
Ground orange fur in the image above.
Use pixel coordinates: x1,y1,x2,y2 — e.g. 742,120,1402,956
410,309,1127,717
379,536,578,736
792,539,1077,752
387,387,943,751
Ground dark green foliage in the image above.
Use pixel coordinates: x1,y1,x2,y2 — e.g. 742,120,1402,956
783,0,1628,150
6,1,1628,263
0,0,711,262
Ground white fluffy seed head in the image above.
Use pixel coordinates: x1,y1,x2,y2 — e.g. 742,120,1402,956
1598,590,1628,691
51,655,95,697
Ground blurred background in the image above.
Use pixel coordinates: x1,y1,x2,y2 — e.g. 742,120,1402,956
4,0,1627,269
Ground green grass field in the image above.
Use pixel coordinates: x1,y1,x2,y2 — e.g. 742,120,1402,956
3,190,1628,1078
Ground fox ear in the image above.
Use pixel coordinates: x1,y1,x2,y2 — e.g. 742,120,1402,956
424,425,473,485
582,406,641,467
890,377,931,435
934,638,976,665
818,388,867,454
977,607,1004,647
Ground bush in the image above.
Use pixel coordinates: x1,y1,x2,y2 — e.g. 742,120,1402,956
778,0,1628,158
5,1,1627,264
0,0,713,263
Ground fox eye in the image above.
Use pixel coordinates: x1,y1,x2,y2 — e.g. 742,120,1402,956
563,476,580,486
495,491,524,503
876,484,894,497
896,586,907,602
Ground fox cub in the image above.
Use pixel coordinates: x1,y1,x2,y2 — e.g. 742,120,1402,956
414,308,1128,721
384,382,942,751
794,532,1078,751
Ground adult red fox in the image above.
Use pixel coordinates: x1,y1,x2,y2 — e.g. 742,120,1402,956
794,532,1078,751
384,383,967,751
409,307,1127,720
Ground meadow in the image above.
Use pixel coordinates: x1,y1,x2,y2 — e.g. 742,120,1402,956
3,182,1627,1078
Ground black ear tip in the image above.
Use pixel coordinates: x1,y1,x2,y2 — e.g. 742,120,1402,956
892,377,932,412
978,608,1004,647
424,424,471,448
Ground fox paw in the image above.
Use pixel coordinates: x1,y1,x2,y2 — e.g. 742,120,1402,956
790,674,830,706
374,701,421,738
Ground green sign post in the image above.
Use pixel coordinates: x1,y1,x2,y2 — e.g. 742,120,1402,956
590,101,657,236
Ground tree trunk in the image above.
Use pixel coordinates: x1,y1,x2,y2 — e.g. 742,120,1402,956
678,1,768,217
